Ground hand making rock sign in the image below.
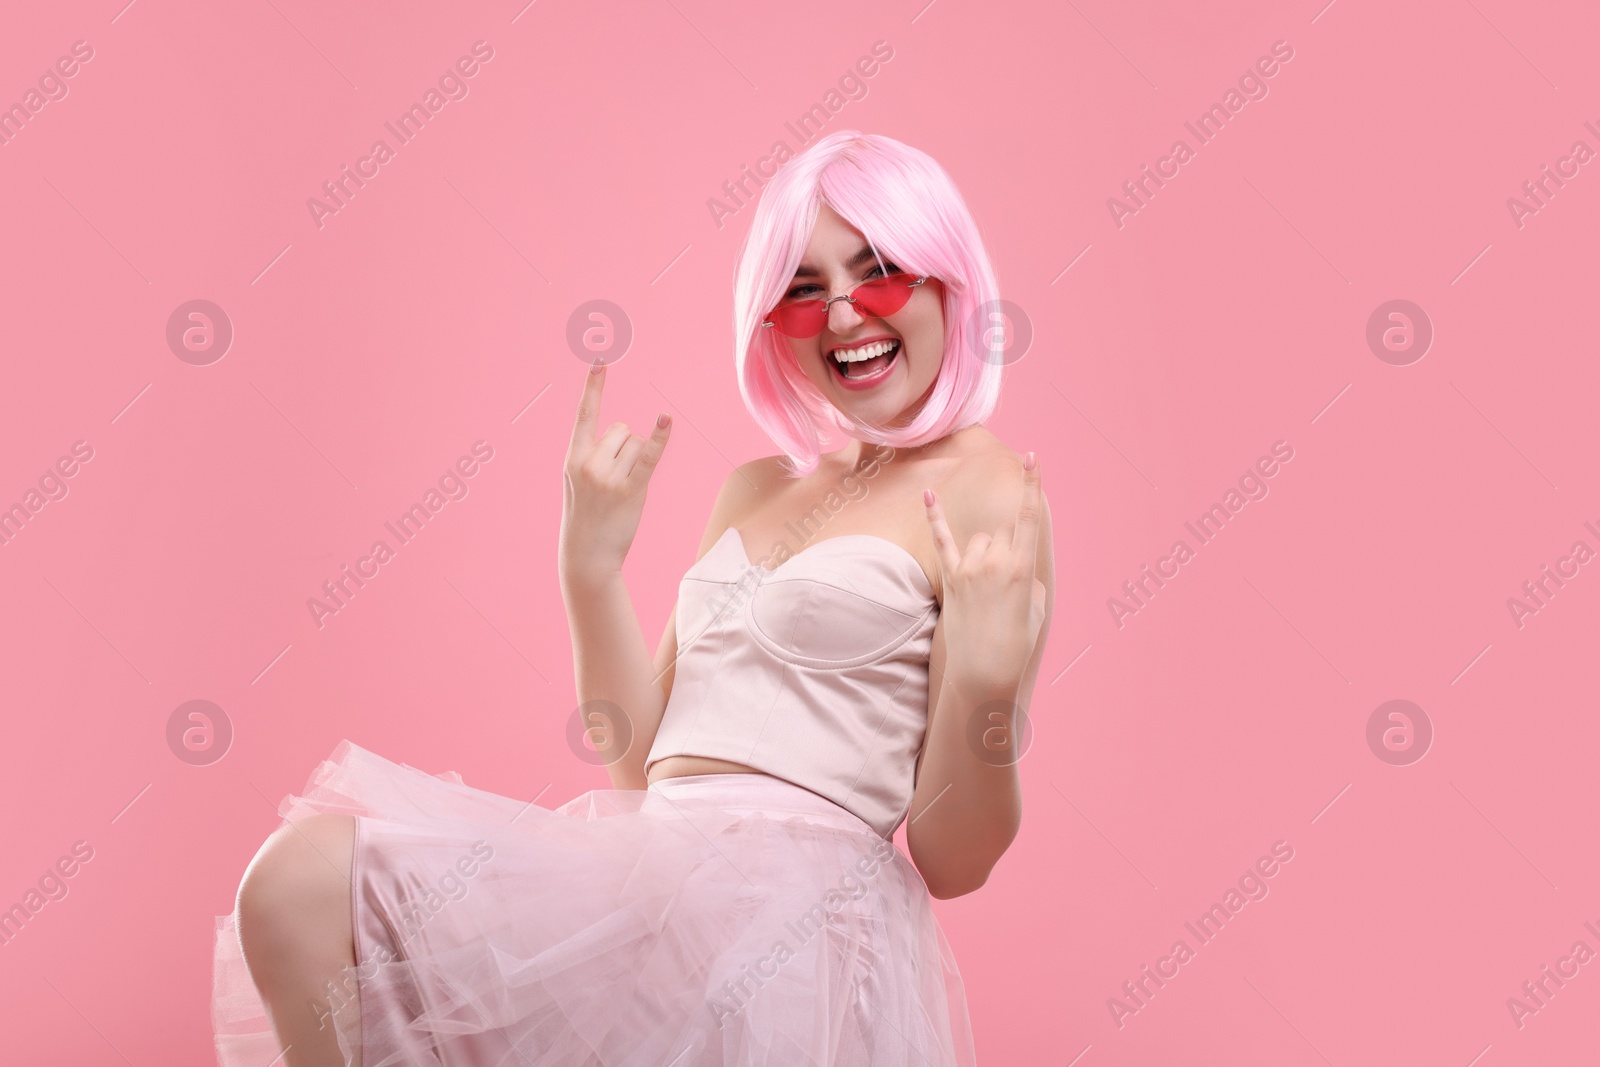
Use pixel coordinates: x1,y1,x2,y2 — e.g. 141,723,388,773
559,358,674,588
922,451,1049,696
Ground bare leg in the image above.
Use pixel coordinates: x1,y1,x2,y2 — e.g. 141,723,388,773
235,814,361,1067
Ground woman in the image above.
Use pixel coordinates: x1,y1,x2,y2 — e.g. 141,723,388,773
213,129,1054,1067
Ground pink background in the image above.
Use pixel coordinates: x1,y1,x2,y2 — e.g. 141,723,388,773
2,0,1597,1063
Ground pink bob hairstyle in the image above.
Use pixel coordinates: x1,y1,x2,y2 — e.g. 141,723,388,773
731,130,1004,478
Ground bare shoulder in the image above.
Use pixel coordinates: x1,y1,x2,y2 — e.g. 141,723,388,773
722,454,793,509
936,427,1025,515
934,429,1054,571
693,455,788,556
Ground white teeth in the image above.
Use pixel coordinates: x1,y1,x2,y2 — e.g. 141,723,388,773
831,340,900,363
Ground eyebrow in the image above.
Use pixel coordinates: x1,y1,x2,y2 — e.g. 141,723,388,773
792,244,883,279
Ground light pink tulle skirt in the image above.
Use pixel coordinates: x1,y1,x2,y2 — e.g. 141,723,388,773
211,741,978,1066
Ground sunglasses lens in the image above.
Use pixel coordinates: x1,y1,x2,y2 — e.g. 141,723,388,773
763,275,922,338
768,301,828,337
852,274,916,317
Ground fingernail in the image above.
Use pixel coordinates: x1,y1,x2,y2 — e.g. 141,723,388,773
1024,451,1036,471
590,357,604,374
657,412,671,428
923,488,935,506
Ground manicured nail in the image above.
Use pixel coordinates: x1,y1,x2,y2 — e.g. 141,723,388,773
1023,451,1036,471
657,412,671,428
590,357,604,374
923,488,935,506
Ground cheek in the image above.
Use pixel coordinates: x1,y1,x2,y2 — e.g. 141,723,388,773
789,339,827,383
915,342,943,384
908,314,944,377
908,290,943,344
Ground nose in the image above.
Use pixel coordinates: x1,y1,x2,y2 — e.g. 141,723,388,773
826,292,867,335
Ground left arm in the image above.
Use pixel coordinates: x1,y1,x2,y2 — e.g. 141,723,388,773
906,453,1055,899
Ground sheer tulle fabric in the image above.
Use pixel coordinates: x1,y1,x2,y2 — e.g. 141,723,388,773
212,741,977,1066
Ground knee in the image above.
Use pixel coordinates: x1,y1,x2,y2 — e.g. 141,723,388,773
236,814,355,947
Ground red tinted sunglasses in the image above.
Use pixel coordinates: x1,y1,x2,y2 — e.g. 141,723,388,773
761,273,929,338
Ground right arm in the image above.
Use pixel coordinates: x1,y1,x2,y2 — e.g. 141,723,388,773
559,364,764,789
562,467,750,791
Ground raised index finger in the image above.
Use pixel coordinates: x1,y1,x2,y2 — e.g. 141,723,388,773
568,358,607,456
1011,451,1043,569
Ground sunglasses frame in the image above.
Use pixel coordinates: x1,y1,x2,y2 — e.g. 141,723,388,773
761,266,931,339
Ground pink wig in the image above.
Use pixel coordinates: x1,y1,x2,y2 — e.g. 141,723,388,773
731,130,1004,478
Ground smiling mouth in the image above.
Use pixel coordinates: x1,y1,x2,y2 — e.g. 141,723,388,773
829,339,902,381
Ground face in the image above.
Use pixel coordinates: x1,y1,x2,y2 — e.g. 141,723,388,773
776,203,945,431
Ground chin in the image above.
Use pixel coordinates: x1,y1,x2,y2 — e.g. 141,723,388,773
835,396,910,428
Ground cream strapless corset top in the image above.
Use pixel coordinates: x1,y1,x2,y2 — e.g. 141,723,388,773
643,526,940,839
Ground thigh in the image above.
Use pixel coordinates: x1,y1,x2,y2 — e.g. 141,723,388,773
236,814,357,966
